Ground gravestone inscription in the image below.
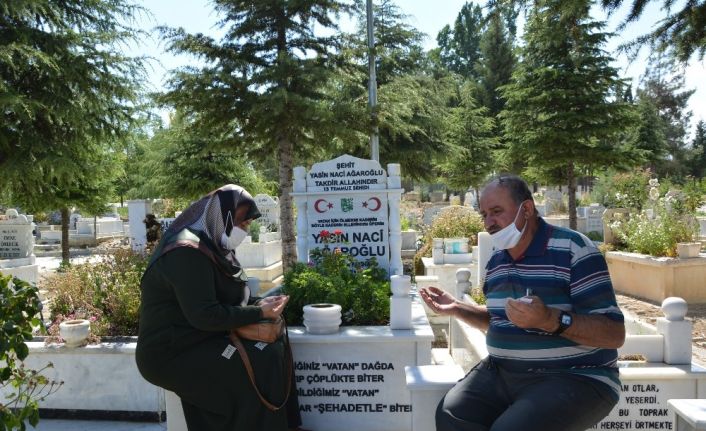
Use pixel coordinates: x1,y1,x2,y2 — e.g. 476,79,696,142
292,340,414,431
304,155,390,270
0,210,34,259
591,378,696,430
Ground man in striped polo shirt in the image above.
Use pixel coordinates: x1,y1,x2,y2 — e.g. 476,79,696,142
420,175,625,431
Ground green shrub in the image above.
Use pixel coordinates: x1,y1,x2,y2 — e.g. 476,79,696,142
413,206,484,275
469,287,486,305
249,220,261,242
32,211,49,224
0,273,62,429
613,211,698,257
282,249,390,326
48,249,148,338
592,168,651,210
611,185,699,257
400,216,411,231
682,177,705,213
586,231,603,242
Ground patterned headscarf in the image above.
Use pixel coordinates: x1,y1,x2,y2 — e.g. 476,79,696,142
147,185,261,277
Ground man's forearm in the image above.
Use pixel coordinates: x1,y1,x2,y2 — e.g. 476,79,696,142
452,301,490,332
543,309,625,349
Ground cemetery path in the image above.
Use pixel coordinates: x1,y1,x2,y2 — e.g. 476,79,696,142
616,293,706,366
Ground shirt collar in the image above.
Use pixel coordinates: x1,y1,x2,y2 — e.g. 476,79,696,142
522,216,551,257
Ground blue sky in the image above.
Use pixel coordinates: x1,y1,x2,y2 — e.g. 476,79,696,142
134,0,704,135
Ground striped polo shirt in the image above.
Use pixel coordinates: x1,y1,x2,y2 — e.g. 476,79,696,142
483,217,624,399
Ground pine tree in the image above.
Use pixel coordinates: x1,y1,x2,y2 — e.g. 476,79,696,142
601,0,706,62
475,11,516,120
632,96,667,173
436,2,485,80
500,0,636,229
135,114,269,201
0,0,146,263
637,54,695,179
324,0,454,180
440,83,496,196
689,120,706,178
159,0,349,270
357,0,426,85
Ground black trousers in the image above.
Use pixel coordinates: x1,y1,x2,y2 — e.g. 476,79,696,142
436,357,618,431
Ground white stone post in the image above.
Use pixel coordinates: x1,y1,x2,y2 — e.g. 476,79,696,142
455,268,472,299
432,238,444,264
476,232,492,287
127,200,151,253
387,163,403,276
293,166,308,263
658,297,693,365
390,274,412,329
449,268,473,349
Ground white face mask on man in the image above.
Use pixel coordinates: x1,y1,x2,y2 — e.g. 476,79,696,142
490,201,529,250
221,226,248,251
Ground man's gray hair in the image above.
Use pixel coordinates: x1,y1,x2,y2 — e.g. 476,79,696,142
483,174,533,205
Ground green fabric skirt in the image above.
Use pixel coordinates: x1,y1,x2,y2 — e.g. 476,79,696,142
137,334,300,430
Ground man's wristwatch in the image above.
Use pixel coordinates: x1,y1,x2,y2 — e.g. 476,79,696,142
552,311,573,335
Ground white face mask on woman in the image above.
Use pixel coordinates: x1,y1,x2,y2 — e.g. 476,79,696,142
490,201,528,250
221,226,248,251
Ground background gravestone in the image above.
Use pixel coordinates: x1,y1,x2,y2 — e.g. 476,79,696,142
0,209,34,259
543,189,564,215
254,194,280,229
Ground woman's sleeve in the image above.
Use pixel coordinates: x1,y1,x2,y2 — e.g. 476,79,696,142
160,247,263,330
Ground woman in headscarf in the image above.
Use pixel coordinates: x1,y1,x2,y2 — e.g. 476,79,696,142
136,185,303,430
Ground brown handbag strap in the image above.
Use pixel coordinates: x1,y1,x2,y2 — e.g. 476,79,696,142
230,325,292,412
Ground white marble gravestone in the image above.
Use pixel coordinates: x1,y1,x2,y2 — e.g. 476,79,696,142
0,209,38,284
254,194,280,229
292,154,404,275
0,209,34,259
127,200,152,252
543,189,564,215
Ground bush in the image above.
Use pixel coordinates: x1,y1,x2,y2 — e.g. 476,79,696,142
610,182,699,257
682,177,705,213
613,211,698,257
281,249,390,326
413,206,484,275
47,249,148,338
249,220,261,242
0,273,62,429
592,168,651,211
586,231,603,242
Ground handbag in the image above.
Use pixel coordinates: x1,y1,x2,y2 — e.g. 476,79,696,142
231,317,285,343
229,317,292,411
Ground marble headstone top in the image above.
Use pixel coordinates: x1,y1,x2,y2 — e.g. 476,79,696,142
254,194,280,228
0,209,35,259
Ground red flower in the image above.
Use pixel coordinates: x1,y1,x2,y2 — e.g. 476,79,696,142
333,229,343,236
320,230,330,238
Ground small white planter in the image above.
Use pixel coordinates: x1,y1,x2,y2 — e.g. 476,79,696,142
443,238,469,254
677,242,701,259
59,319,90,347
303,303,342,334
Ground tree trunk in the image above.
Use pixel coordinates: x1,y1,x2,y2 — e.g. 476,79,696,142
567,163,577,231
61,207,70,265
278,136,297,272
